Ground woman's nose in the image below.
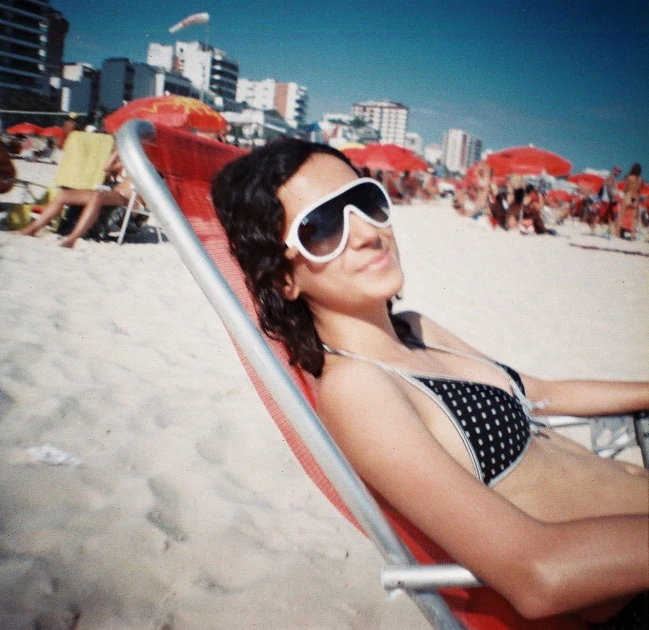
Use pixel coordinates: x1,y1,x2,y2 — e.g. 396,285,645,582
347,208,382,248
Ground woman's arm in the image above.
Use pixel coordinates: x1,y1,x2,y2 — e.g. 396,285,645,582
318,361,649,620
400,311,649,416
523,377,649,417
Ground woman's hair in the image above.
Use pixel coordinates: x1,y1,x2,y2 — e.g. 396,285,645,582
211,138,411,377
629,163,642,177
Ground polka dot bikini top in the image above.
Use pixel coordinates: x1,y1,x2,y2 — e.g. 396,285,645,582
324,343,548,486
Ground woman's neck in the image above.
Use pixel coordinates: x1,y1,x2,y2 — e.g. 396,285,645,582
312,303,409,360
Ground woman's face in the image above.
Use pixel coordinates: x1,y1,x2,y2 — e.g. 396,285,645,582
278,153,403,316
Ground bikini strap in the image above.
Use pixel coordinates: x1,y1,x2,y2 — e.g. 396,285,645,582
324,343,549,427
322,344,407,377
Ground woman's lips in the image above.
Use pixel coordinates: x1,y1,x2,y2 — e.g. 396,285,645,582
357,250,391,273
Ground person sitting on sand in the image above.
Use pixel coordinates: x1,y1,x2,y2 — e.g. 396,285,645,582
615,163,644,240
212,139,648,628
520,183,548,234
20,149,137,248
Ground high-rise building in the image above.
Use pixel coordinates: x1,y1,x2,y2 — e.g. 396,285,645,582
235,78,308,129
274,82,307,130
43,6,68,78
99,58,136,111
351,100,408,146
235,78,276,111
442,129,482,173
61,62,100,115
468,136,483,166
148,41,239,109
0,0,51,95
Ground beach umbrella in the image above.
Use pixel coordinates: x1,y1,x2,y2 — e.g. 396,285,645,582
546,189,577,203
343,143,428,172
568,173,605,194
104,95,228,134
39,126,65,139
6,122,44,135
486,146,572,178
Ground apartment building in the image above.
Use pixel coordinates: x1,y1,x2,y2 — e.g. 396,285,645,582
442,129,483,173
147,41,239,109
351,100,408,146
235,77,308,129
0,0,52,94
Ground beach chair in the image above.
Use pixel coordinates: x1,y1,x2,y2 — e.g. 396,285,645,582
115,187,162,245
10,131,116,232
116,120,646,630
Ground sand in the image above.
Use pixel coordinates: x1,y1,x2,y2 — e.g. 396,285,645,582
1,161,648,629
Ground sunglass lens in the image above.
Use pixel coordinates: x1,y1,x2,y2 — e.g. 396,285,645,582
352,182,390,222
297,205,344,257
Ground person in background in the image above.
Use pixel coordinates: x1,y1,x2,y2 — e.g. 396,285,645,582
595,166,621,233
60,115,78,149
20,149,136,248
615,163,643,240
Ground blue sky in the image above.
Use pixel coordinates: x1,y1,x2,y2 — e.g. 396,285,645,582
51,0,648,172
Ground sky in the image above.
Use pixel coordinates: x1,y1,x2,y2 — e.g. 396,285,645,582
51,0,649,173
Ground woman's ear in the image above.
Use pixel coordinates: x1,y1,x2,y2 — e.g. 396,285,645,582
281,247,301,300
282,272,300,300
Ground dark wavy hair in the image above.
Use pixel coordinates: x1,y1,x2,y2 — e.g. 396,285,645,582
211,138,412,377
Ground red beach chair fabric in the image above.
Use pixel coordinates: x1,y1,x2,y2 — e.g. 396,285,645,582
134,125,587,630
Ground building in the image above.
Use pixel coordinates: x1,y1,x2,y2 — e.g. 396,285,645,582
0,0,51,95
274,82,307,129
442,129,469,173
236,77,276,111
99,58,135,111
148,41,239,110
351,100,408,146
467,136,483,166
43,6,68,78
99,57,201,113
404,131,423,156
151,68,199,99
235,78,308,129
222,107,294,146
60,62,100,115
441,129,483,173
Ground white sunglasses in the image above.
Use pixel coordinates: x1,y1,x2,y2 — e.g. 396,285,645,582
284,177,392,263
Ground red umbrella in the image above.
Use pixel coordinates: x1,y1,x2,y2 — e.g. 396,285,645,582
486,146,572,178
39,126,65,139
6,122,44,135
343,143,428,172
104,95,228,134
546,189,577,203
567,173,605,194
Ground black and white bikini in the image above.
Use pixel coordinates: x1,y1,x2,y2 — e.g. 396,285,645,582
324,343,549,486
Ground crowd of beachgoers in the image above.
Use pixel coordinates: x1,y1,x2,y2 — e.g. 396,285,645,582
365,160,648,241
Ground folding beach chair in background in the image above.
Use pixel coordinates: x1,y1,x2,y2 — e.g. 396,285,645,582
11,131,116,231
116,120,645,630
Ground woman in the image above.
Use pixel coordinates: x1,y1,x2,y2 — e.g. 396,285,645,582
20,149,136,248
212,139,648,627
615,163,644,240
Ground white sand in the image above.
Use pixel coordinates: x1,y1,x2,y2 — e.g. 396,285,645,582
1,162,648,628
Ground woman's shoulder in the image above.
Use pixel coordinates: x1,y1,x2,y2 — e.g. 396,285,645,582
396,310,487,357
318,352,410,409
